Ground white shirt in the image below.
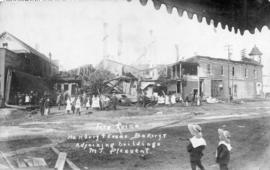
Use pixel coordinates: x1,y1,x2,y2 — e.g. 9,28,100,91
190,136,207,148
218,141,232,151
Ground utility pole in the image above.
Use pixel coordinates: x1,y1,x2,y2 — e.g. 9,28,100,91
175,44,180,62
225,45,232,102
103,22,109,60
117,23,122,58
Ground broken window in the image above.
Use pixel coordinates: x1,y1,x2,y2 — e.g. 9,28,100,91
182,63,198,75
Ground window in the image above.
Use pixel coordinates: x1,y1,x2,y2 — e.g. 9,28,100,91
254,69,257,79
57,84,61,91
167,67,171,78
221,65,224,75
2,43,8,48
177,64,180,77
207,64,211,74
173,65,176,78
232,66,235,76
234,84,237,96
245,68,248,78
64,84,69,91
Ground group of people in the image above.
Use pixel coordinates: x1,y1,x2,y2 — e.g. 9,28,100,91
39,94,51,116
64,93,118,115
12,91,40,105
141,91,201,107
156,93,178,105
186,124,232,170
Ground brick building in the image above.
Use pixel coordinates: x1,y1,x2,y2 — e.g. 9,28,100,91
166,46,263,100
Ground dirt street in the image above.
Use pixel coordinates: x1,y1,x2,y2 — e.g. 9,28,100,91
0,101,270,169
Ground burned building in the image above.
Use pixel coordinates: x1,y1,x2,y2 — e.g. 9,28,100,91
0,32,59,106
166,47,263,101
166,61,199,98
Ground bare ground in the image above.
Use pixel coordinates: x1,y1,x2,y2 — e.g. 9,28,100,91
0,101,270,170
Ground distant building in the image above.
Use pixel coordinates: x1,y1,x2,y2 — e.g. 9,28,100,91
96,59,140,96
52,65,95,97
186,55,262,99
97,58,141,78
263,75,270,98
166,47,263,100
52,72,81,97
140,65,167,81
0,32,59,106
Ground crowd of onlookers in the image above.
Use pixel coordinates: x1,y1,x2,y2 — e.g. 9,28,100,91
8,89,202,117
11,91,41,106
56,92,119,115
138,91,202,108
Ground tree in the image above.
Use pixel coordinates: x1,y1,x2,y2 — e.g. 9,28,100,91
83,69,115,95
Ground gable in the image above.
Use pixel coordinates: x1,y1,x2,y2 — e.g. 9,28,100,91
0,33,30,53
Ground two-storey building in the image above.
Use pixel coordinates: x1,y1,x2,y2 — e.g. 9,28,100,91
0,32,59,106
166,46,263,100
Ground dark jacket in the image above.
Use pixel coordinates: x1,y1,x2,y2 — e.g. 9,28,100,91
187,141,206,161
216,144,230,164
111,96,118,105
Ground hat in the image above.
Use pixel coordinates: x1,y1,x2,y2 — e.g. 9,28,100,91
188,124,202,137
218,128,231,143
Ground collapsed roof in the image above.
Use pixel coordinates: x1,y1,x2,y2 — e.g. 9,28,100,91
130,0,270,35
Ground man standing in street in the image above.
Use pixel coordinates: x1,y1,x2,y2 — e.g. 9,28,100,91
39,96,45,116
111,92,118,110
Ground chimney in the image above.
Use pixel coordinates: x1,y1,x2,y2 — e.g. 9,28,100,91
103,22,109,59
117,23,122,57
35,43,39,51
241,48,246,60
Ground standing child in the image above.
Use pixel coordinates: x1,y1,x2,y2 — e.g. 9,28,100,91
187,124,207,170
216,128,232,170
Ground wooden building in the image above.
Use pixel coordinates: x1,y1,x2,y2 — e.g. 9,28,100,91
0,32,59,106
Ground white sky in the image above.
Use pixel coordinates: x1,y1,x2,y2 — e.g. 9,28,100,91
0,0,270,74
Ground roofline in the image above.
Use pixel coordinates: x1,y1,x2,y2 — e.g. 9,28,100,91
99,58,141,71
0,32,57,66
167,60,199,66
187,55,263,67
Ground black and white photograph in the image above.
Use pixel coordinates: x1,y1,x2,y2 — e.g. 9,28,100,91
0,0,270,169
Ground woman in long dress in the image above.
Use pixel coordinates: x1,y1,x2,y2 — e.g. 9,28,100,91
92,95,100,110
86,97,91,110
157,95,165,105
75,97,81,115
44,98,50,116
165,95,171,106
171,94,176,105
66,98,72,114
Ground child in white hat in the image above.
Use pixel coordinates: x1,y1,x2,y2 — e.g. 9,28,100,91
187,124,207,170
216,128,232,170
